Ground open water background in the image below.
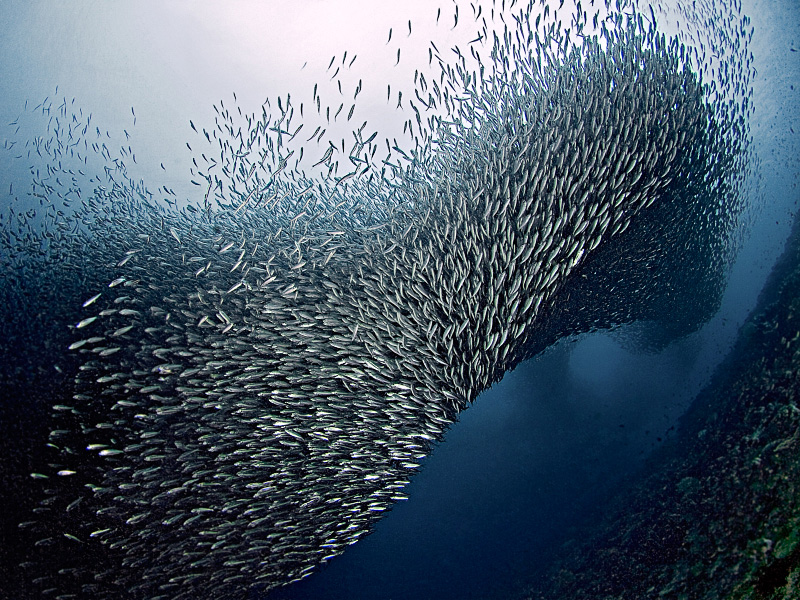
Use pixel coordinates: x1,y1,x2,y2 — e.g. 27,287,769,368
1,1,798,599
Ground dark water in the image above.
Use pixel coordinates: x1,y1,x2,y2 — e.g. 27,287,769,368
267,337,694,600
1,1,798,599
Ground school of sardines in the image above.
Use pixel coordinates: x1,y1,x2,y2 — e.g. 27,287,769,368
2,0,754,598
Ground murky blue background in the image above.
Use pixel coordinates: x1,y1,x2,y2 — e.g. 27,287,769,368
1,1,798,599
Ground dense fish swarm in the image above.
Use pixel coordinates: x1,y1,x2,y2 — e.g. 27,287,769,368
2,1,753,598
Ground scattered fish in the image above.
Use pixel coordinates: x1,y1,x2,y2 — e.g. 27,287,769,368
4,1,754,599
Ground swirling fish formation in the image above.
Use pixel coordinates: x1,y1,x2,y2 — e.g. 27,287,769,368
6,1,752,598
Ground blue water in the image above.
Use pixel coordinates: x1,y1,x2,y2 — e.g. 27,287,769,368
1,1,798,599
268,335,695,600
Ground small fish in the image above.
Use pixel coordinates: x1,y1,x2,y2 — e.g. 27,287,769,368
82,293,101,308
14,5,753,599
75,316,97,329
